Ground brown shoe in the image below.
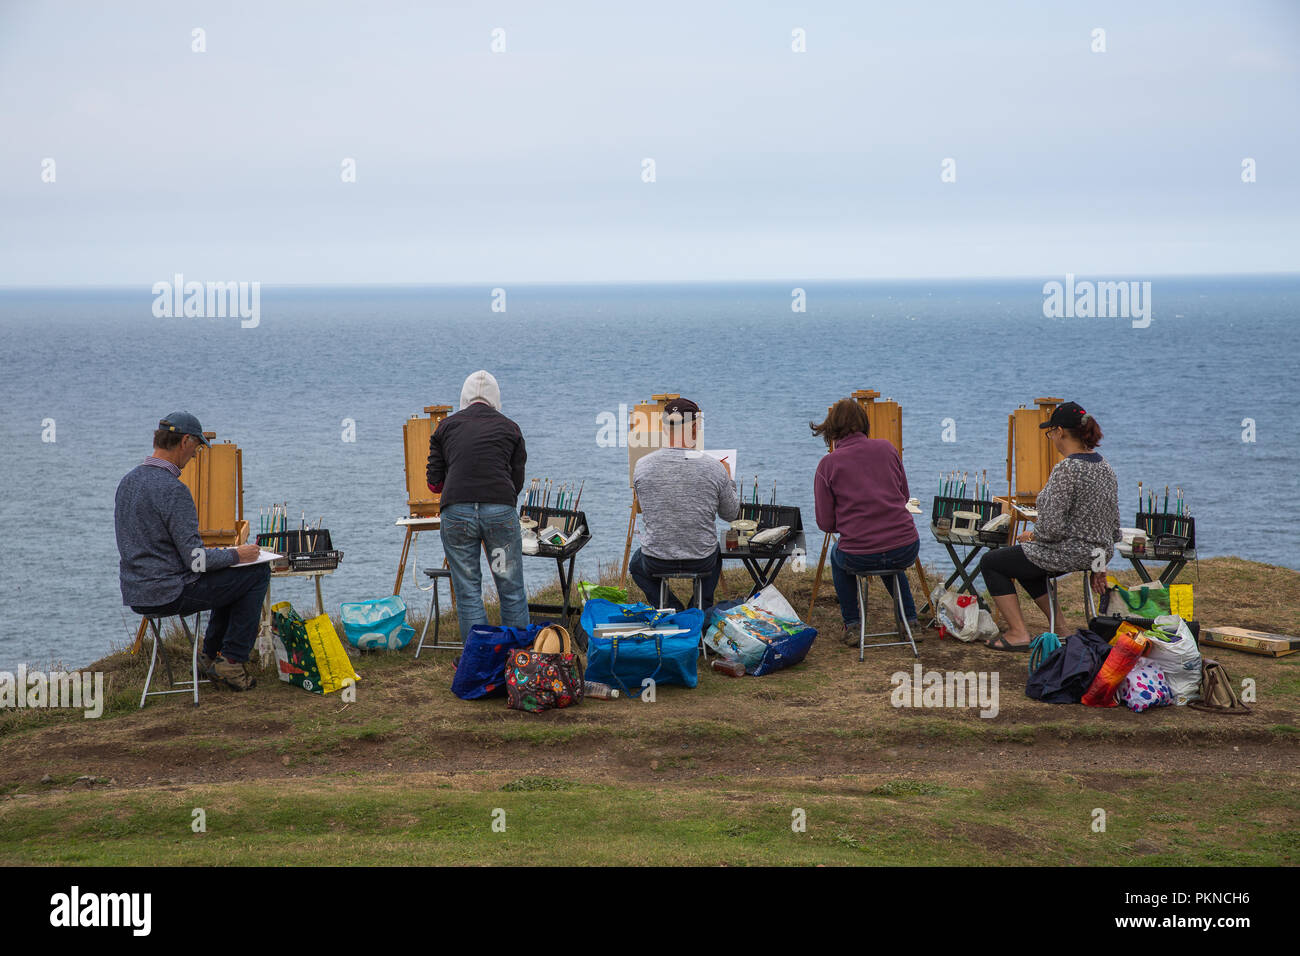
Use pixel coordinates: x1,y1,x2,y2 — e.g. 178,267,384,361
210,653,257,691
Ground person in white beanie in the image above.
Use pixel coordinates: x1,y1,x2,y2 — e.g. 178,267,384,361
427,371,529,638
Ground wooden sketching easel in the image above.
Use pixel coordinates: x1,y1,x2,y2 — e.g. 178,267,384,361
619,393,679,589
394,404,452,595
807,390,933,618
132,431,247,653
994,397,1064,543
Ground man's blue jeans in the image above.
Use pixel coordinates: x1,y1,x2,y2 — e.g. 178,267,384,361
830,539,919,626
440,503,530,640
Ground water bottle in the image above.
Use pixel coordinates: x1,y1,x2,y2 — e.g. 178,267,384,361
583,680,619,699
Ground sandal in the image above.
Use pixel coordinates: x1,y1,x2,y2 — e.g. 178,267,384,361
985,635,1030,652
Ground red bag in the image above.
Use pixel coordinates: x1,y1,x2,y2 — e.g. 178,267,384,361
1082,630,1148,707
506,625,584,713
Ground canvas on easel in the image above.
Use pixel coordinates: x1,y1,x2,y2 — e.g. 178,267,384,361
178,432,247,546
394,404,452,594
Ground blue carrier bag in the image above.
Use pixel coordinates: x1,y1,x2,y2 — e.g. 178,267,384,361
451,623,545,700
580,600,703,695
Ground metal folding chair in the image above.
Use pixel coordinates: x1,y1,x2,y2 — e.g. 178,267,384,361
139,607,208,708
854,569,919,660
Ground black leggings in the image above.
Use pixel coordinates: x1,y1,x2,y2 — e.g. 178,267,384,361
979,546,1050,600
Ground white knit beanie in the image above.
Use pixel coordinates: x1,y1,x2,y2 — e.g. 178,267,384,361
460,370,502,411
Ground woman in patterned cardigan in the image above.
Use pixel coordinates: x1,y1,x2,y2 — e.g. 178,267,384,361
979,402,1121,651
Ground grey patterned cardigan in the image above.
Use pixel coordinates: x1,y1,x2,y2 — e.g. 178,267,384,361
1022,453,1122,574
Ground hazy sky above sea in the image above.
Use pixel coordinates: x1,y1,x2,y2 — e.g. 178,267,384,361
1,1,1297,285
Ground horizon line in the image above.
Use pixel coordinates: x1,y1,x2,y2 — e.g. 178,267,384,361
1,269,1298,292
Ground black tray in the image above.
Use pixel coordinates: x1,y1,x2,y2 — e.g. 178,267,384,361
256,529,343,571
931,496,1005,544
733,503,802,553
520,506,591,558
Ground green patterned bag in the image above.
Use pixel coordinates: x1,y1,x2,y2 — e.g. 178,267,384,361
271,601,359,695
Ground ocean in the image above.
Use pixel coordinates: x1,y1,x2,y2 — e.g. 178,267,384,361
1,276,1296,671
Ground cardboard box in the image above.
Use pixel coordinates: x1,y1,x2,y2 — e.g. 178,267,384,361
1199,626,1299,658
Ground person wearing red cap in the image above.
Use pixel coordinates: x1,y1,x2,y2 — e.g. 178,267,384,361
979,402,1121,650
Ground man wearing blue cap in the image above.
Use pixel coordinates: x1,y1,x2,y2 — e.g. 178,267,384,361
114,412,269,691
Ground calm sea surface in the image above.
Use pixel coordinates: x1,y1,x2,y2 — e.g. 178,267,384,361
1,277,1296,670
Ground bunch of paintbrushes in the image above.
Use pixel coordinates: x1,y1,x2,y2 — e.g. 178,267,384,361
523,478,584,533
259,504,326,554
260,503,289,554
741,476,783,529
1137,482,1193,539
938,469,992,502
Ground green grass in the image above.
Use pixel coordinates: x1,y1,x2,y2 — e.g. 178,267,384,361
1,770,1294,866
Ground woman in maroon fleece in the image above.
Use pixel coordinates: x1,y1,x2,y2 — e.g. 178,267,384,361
812,399,919,643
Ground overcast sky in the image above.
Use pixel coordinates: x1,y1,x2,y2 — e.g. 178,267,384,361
1,0,1297,285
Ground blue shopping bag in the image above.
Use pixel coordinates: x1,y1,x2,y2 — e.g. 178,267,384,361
451,623,545,700
580,600,702,695
339,595,416,650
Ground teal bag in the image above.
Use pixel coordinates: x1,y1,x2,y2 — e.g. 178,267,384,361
580,600,702,695
339,595,416,650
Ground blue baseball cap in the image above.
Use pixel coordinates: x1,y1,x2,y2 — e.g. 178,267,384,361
159,411,210,446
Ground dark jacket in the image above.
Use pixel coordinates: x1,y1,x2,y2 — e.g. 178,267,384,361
426,403,526,507
1025,628,1111,704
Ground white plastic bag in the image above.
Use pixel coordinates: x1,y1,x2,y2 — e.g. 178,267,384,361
1140,615,1202,705
930,585,998,642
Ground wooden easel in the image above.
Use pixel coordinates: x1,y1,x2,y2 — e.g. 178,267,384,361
394,404,452,595
619,393,679,589
807,390,933,618
994,397,1064,542
132,431,247,653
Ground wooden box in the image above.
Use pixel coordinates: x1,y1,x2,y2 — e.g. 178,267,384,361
179,433,246,545
1200,626,1299,658
403,405,452,517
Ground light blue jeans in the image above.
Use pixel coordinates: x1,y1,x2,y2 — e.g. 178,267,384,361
439,503,530,640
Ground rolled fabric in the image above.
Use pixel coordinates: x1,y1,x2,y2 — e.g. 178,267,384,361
1081,630,1149,707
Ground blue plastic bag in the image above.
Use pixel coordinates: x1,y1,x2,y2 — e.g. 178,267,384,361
580,600,702,695
339,595,416,650
451,623,545,700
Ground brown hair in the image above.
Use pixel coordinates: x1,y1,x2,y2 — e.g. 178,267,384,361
810,398,869,450
1067,417,1103,449
153,428,184,450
